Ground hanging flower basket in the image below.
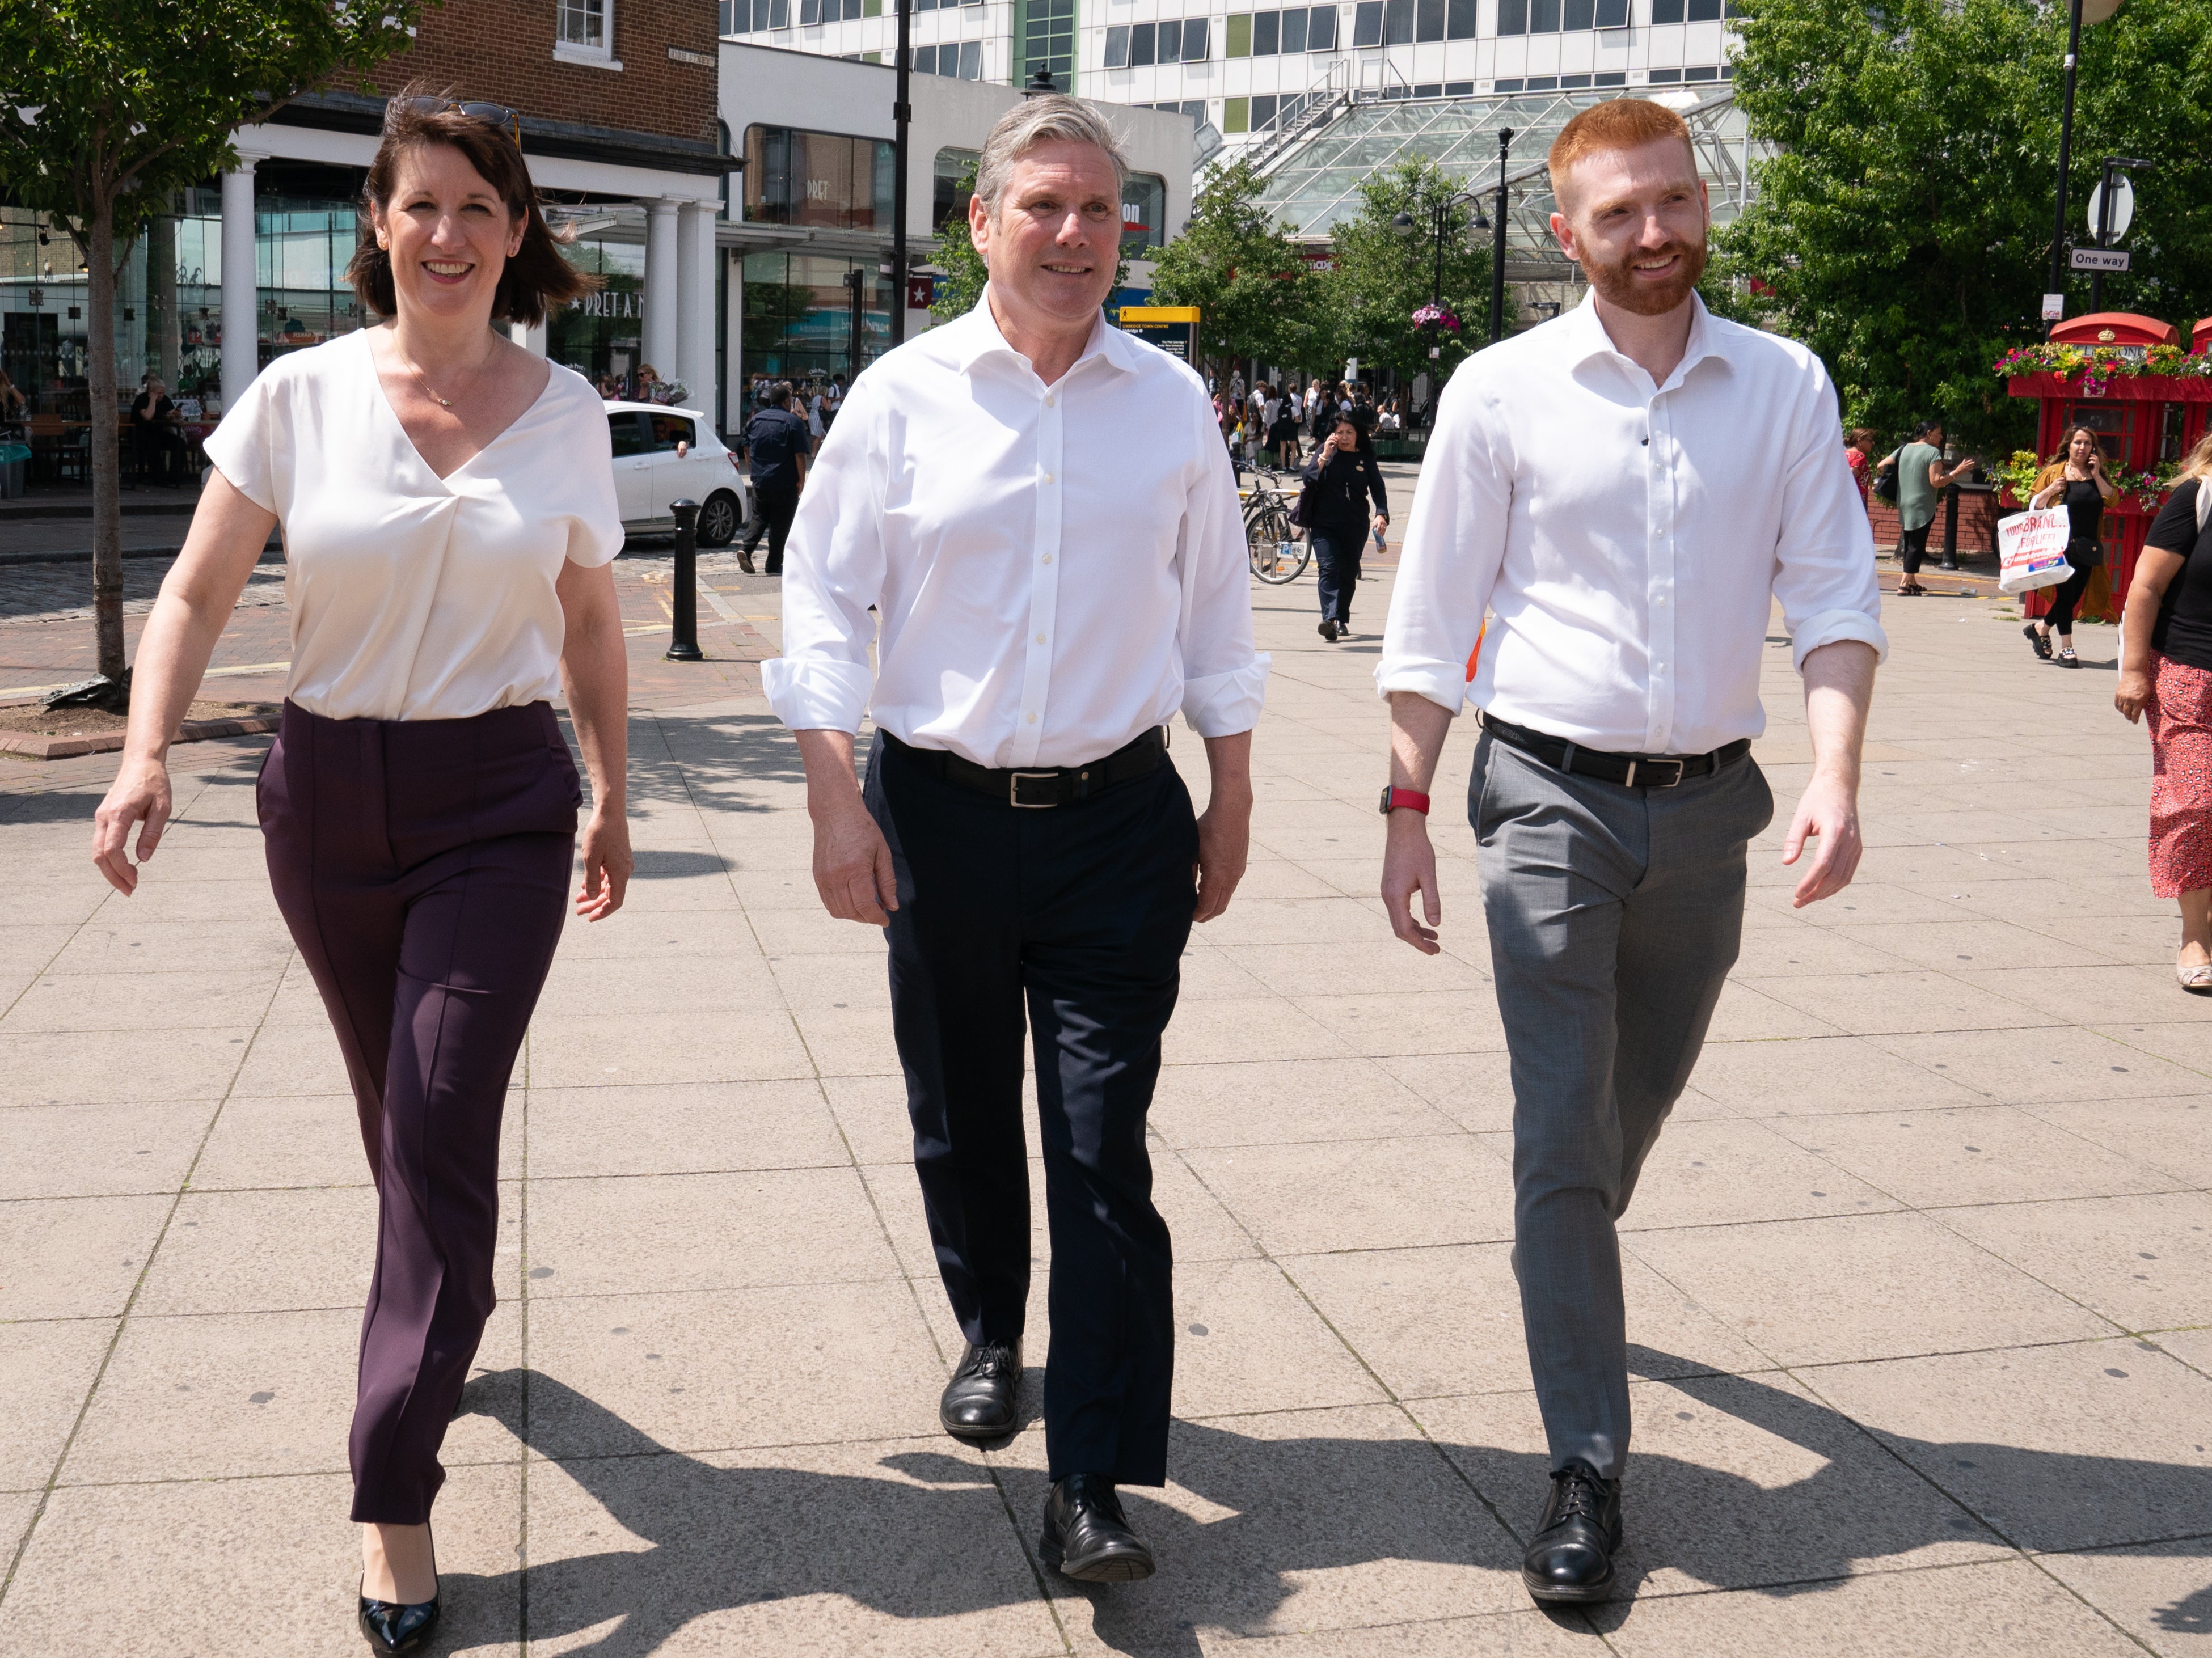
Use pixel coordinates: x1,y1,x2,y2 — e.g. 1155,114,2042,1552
1412,304,1462,332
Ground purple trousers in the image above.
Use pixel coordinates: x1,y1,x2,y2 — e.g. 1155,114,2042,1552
258,700,577,1524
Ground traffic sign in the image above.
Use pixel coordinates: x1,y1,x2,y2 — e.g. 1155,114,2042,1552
2042,293,2065,322
2069,247,2131,272
2087,175,2135,241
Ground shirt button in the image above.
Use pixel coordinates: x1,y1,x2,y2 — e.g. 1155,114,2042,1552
1036,633,1047,644
1042,472,1055,484
1025,712,1037,724
1045,395,1056,407
1042,554,1053,564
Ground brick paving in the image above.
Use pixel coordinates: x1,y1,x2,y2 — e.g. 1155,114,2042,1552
1,538,2207,1656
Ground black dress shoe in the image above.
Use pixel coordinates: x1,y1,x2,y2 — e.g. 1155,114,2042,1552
1040,1473,1155,1582
1318,619,1339,641
1521,1459,1622,1604
939,1339,1020,1441
358,1583,440,1655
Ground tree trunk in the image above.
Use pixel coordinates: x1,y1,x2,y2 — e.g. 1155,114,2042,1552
87,192,125,684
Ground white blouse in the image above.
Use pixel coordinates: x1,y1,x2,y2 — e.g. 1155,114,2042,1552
202,329,623,722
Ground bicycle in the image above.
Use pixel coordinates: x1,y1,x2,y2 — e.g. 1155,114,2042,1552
1242,466,1310,584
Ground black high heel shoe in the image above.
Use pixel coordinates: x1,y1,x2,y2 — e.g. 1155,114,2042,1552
358,1528,440,1655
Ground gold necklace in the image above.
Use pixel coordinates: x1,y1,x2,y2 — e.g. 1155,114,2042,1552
395,338,494,410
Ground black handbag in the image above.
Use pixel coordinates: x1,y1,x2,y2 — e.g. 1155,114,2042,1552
1873,464,1899,504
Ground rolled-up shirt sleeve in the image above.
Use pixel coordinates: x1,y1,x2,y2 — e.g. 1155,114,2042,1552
761,382,885,733
1376,367,1510,712
1177,385,1272,737
1772,359,1889,672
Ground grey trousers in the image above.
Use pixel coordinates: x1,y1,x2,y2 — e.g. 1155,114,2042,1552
1470,730,1774,1480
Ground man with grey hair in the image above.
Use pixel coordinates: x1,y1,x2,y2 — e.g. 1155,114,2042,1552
765,94,1268,1582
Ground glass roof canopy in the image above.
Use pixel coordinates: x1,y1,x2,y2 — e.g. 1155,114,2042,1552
1253,87,1764,284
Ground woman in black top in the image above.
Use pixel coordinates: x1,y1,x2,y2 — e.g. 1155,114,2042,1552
2025,426,2119,666
2117,432,2212,991
1301,413,1388,641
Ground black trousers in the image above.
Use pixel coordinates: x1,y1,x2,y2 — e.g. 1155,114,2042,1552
1313,527,1363,625
1897,520,1932,575
864,732,1199,1486
745,483,799,571
2043,548,2100,633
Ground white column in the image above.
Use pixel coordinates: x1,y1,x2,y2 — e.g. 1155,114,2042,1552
723,249,746,432
219,158,260,416
508,318,548,355
675,200,717,423
643,198,680,383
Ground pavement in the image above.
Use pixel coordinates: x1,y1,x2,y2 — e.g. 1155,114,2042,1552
1,538,2209,1657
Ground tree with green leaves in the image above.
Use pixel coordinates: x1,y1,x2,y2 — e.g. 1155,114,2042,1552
0,0,428,704
928,162,990,324
1717,0,2212,458
1322,157,1496,391
1149,157,1312,382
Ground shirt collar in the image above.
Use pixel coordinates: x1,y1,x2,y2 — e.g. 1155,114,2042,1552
1561,287,1734,392
951,286,1142,382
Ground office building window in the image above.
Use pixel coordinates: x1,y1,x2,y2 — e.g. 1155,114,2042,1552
1594,68,1624,83
1231,5,1337,54
1491,75,1521,88
1523,73,1556,87
1415,0,1442,39
1444,78,1472,92
1383,0,1412,42
1684,62,1715,77
1647,65,1678,79
1121,173,1167,253
1650,0,1740,18
724,0,800,29
1021,0,1076,88
912,41,983,74
744,125,896,230
1108,16,1208,64
934,147,980,228
1497,0,1626,31
1352,0,1381,44
1412,81,1441,95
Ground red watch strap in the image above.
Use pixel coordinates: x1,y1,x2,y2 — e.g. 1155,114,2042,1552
1386,788,1431,815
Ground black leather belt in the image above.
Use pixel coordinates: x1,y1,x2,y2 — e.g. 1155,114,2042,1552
882,726,1168,808
1479,712,1751,789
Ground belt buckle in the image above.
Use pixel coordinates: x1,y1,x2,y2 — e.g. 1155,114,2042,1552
1641,757,1686,788
1008,770,1059,808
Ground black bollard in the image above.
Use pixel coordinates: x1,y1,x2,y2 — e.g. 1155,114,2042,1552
1938,483,1961,572
666,497,703,662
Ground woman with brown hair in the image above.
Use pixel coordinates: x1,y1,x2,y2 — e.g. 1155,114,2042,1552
2026,425,2120,666
1844,426,1877,506
90,90,632,1652
2117,428,2212,991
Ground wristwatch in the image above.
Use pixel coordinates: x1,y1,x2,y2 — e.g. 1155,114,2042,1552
1379,785,1431,816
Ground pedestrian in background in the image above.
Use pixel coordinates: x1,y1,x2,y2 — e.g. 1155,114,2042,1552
1267,391,1303,470
2027,425,2118,667
739,379,809,576
1379,96,1882,1608
89,91,632,1656
1876,418,1974,595
1303,412,1388,642
1844,426,1877,506
767,95,1268,1585
2116,428,2212,991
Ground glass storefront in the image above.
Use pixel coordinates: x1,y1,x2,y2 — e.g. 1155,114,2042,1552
743,126,896,231
741,251,891,390
548,236,648,393
2,189,361,422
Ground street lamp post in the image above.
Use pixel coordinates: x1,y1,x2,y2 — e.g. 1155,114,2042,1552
889,0,911,348
2044,0,2084,331
1491,128,1514,344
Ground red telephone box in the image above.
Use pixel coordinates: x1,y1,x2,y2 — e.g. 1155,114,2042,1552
2004,312,2212,622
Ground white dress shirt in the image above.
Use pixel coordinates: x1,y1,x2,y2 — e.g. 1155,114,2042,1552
203,329,622,722
763,293,1270,769
1378,292,1886,755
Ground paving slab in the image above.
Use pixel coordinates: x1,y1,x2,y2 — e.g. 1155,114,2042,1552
6,534,2212,1652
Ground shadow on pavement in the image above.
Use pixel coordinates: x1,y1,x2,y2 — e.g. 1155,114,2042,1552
450,1356,2212,1654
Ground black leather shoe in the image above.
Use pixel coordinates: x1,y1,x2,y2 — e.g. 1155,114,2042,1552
939,1339,1020,1441
358,1583,440,1655
1318,619,1339,641
1040,1473,1155,1582
1521,1459,1623,1604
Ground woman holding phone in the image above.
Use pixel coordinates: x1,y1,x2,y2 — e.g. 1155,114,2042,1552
1301,413,1390,642
2027,425,2120,667
90,89,631,1654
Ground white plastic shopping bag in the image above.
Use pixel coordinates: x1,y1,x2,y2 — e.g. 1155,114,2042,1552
1998,508,2074,595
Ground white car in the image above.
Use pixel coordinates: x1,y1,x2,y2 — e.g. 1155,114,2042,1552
605,401,752,547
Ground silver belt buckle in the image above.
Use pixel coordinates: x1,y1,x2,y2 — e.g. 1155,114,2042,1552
1009,770,1059,808
1643,758,1686,788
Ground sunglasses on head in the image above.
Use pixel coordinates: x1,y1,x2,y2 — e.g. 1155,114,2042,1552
400,96,524,145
